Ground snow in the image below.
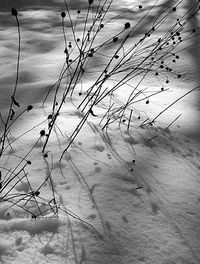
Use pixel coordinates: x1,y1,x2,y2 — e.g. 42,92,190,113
0,0,200,263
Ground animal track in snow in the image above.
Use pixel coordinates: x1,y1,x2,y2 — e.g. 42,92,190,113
124,136,140,145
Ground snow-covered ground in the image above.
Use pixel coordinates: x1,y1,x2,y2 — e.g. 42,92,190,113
0,1,200,263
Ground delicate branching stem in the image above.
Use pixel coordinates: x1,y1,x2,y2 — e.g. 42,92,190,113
149,85,200,125
0,10,21,156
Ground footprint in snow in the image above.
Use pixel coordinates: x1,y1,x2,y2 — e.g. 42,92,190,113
93,144,105,152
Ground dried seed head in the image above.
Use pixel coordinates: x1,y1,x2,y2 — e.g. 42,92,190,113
124,22,131,29
11,8,18,16
40,130,46,137
10,109,15,120
61,11,66,18
35,190,40,196
11,95,20,107
27,105,33,111
32,214,37,219
88,0,93,5
113,37,118,42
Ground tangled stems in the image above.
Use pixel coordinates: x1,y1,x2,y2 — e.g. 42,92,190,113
38,0,200,160
0,8,21,157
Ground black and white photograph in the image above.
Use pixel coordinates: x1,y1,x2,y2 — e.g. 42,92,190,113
0,1,200,263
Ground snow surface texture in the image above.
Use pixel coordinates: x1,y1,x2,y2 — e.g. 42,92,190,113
0,0,200,263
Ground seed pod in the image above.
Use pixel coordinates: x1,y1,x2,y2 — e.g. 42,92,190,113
11,95,20,107
10,109,15,120
27,105,33,111
61,11,66,18
0,171,2,190
14,100,20,107
35,190,40,196
11,8,18,16
124,22,131,29
113,37,118,42
89,109,98,117
40,130,45,137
